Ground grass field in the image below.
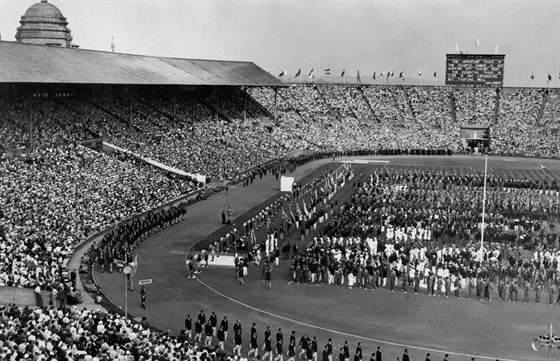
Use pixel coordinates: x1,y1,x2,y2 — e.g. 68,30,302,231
95,155,560,361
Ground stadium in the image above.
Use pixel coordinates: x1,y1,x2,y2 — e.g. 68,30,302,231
0,1,559,361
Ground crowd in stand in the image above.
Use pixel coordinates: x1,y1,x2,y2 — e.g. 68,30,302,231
0,304,221,361
3,86,560,176
291,168,560,304
0,144,199,290
109,121,294,180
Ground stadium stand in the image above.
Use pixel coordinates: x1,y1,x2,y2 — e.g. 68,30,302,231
0,145,199,290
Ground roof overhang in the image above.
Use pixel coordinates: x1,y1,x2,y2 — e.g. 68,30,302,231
0,41,286,87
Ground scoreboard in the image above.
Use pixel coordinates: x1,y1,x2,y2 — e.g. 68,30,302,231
446,54,505,87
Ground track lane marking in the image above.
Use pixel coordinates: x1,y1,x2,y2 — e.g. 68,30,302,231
195,277,519,361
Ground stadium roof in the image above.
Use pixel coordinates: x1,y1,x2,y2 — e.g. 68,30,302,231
0,41,285,87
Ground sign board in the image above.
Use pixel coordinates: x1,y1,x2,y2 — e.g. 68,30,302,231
446,54,505,87
138,279,152,285
280,176,294,192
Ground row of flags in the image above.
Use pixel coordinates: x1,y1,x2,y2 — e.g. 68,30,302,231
278,68,438,80
531,73,557,82
279,69,560,82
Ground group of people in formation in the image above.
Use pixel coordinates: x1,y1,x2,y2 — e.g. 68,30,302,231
181,310,469,361
288,168,560,305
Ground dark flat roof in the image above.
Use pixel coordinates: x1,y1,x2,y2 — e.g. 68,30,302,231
0,41,285,87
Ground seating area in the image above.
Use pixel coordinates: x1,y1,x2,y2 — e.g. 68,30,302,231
0,144,199,290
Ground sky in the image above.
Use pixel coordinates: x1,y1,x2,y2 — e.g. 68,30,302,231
0,0,559,88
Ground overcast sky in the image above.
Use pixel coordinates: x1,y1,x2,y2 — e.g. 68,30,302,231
1,0,558,87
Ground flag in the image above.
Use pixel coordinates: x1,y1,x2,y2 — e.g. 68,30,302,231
531,73,534,80
302,200,309,217
295,68,301,78
279,70,287,77
494,44,499,54
111,37,115,52
475,37,480,46
418,71,422,76
379,71,384,78
548,73,552,82
308,68,314,78
341,70,345,77
372,71,376,80
541,164,551,172
325,68,331,75
390,70,394,77
399,71,404,78
357,70,361,83
455,44,459,52
281,206,288,222
434,71,437,77
132,253,138,276
386,71,390,79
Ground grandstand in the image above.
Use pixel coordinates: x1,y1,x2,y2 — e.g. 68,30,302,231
1,1,560,361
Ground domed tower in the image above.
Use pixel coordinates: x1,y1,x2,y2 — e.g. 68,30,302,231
15,0,77,47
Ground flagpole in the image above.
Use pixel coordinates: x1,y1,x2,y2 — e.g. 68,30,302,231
124,253,128,320
480,155,488,252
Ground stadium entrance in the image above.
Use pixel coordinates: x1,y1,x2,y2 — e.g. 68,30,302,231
460,125,490,154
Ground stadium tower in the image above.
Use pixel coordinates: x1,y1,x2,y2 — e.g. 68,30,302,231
15,0,77,48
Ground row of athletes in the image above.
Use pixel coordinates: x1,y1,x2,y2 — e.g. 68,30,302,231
183,310,460,361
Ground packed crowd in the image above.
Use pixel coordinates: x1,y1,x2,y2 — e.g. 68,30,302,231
0,304,223,361
109,121,296,180
0,144,199,290
3,86,559,173
290,168,560,304
250,85,560,157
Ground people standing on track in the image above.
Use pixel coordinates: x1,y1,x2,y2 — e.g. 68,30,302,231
402,349,410,361
194,319,202,342
248,323,259,358
266,266,272,289
325,338,333,361
375,346,382,361
217,325,226,353
311,336,318,361
184,314,192,339
354,342,362,361
221,316,229,341
263,326,273,361
204,321,213,346
233,327,243,356
210,311,218,335
298,333,310,359
287,337,296,361
342,341,350,361
140,285,146,309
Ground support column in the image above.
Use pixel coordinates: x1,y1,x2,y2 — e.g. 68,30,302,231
274,88,278,126
128,89,133,133
173,89,177,128
243,87,247,123
215,89,219,123
28,97,34,152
